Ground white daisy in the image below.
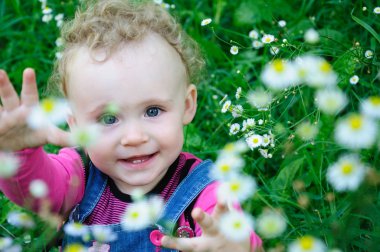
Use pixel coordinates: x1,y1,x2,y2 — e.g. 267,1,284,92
288,235,327,252
230,46,239,55
252,40,263,49
296,122,319,141
349,75,359,85
64,222,90,238
91,226,117,243
27,98,69,129
0,152,20,178
315,88,347,115
232,105,243,118
374,7,380,14
221,100,232,113
235,87,242,99
261,134,271,147
246,134,263,150
121,201,153,231
0,237,13,250
304,28,320,44
219,211,254,242
7,211,35,229
229,123,241,135
217,175,257,203
256,210,287,239
269,46,280,55
248,30,259,39
29,179,48,198
258,119,264,125
278,20,286,27
201,18,212,26
327,154,367,192
335,113,377,149
262,34,275,44
261,59,298,90
295,55,337,88
364,50,373,59
211,154,245,181
247,89,272,111
360,96,380,119
69,124,100,148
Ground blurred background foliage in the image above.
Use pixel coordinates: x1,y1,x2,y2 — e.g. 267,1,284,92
1,0,379,251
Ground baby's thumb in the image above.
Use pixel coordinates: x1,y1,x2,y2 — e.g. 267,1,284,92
47,127,73,147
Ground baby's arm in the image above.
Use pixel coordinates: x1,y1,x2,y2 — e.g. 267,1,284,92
0,69,79,214
0,147,85,215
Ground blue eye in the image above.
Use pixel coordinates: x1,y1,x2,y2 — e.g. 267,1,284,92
99,114,118,125
145,107,161,117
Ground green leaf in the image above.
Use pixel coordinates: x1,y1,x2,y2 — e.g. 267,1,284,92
271,157,305,191
351,9,380,45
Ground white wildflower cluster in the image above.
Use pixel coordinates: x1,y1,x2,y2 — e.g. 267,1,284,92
64,222,118,245
261,55,338,91
39,0,64,26
220,87,275,158
7,211,35,229
247,30,277,49
0,237,21,252
210,142,257,242
121,195,164,231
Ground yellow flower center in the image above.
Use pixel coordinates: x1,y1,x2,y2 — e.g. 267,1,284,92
299,236,314,250
230,182,241,192
369,96,380,106
223,143,234,152
41,99,55,113
233,221,242,230
131,211,139,220
320,61,332,73
252,138,259,144
341,163,353,175
220,164,231,173
64,244,85,252
298,69,307,78
273,60,285,72
348,115,362,130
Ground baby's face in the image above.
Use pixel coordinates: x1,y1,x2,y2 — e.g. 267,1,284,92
66,33,197,194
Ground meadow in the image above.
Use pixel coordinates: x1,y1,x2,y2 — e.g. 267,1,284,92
0,0,379,251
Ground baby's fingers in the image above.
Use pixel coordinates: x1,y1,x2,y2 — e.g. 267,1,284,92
0,70,20,111
21,68,39,107
161,236,204,252
192,208,218,235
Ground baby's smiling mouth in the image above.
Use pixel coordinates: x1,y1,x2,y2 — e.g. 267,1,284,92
123,153,157,164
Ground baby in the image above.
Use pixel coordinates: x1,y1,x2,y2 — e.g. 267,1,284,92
0,0,262,251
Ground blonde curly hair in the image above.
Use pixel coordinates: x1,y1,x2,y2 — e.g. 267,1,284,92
49,0,205,96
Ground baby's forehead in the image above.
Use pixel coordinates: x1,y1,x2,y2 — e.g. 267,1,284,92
69,32,185,69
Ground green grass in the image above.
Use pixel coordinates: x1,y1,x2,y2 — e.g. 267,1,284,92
1,0,380,251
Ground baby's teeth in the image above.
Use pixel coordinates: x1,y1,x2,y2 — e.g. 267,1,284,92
132,159,143,164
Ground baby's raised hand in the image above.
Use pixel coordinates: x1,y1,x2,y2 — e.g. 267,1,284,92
161,202,252,252
0,68,71,151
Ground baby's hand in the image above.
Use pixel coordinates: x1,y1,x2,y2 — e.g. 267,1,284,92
161,202,251,252
0,69,71,151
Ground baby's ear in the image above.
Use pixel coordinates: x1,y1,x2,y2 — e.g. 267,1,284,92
183,84,197,125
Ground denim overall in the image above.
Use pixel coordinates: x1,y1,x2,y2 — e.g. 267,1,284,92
62,159,215,251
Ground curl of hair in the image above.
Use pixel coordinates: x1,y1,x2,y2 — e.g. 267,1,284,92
49,0,205,96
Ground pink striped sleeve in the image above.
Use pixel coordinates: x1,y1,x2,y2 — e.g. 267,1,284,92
0,147,85,215
192,182,263,250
